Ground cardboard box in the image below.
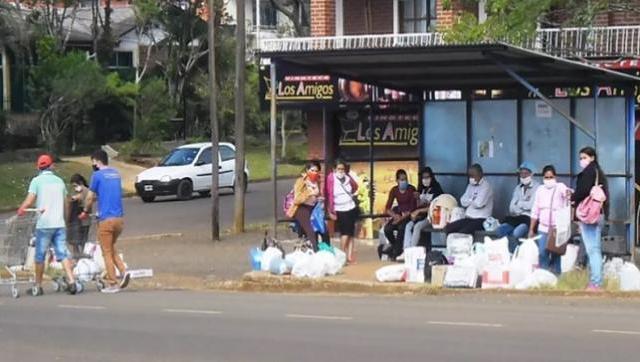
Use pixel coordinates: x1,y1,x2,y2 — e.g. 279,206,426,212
430,265,449,287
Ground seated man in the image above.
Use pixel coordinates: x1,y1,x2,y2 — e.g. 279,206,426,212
496,161,540,252
380,169,417,260
445,164,493,235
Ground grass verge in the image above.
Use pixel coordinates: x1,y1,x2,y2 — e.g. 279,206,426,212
0,160,92,212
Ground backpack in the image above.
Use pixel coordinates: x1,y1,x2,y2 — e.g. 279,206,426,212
283,189,295,217
424,250,449,282
576,172,607,225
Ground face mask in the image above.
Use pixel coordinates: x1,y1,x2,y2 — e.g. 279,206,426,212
579,159,591,169
543,179,557,189
307,171,319,183
422,178,431,187
520,176,532,186
74,186,82,193
469,178,477,186
92,164,100,172
335,171,345,180
398,180,408,191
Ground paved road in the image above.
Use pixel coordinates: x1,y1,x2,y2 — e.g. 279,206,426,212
0,290,639,361
120,180,293,238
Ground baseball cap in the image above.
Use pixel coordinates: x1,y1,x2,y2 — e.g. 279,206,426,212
37,154,54,170
518,161,536,173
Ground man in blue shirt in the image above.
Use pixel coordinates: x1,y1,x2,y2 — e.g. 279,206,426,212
18,154,77,296
82,150,130,293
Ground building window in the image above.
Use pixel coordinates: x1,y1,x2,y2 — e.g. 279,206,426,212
399,0,437,33
254,0,278,29
109,51,134,69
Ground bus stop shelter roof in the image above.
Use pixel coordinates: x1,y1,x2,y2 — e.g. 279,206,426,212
261,43,640,91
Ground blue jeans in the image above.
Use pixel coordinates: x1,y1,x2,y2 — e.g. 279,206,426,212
403,219,430,250
496,223,529,253
537,232,561,275
35,228,69,264
580,220,603,287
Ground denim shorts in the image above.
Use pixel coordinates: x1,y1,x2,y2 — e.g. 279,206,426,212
35,228,69,263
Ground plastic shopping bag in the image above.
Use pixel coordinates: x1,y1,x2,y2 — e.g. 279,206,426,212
269,257,290,275
249,247,263,271
404,247,426,283
310,202,327,234
515,269,558,290
446,233,473,259
375,265,407,283
260,247,284,272
561,244,579,273
554,205,572,247
483,237,510,266
515,237,540,269
619,262,640,291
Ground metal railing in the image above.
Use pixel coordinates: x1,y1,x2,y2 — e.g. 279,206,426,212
259,25,640,58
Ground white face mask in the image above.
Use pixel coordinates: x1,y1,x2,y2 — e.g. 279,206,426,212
335,171,345,179
520,176,532,186
543,179,557,189
422,178,431,187
469,178,478,186
579,159,591,169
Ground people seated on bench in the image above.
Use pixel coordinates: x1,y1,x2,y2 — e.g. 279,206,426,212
291,161,330,251
444,164,494,235
397,167,444,261
381,169,417,260
528,165,570,275
496,161,540,252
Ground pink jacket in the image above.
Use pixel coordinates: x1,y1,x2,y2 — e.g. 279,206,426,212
531,182,569,233
325,172,359,215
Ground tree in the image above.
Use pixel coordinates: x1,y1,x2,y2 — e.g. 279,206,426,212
23,0,81,51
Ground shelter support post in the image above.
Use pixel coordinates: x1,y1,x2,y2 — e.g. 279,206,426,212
492,58,596,141
270,61,278,238
368,105,374,216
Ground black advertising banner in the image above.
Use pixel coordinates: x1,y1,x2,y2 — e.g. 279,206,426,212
338,108,420,160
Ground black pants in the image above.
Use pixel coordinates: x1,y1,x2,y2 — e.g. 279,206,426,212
445,218,486,235
294,204,330,251
384,219,411,258
501,215,531,228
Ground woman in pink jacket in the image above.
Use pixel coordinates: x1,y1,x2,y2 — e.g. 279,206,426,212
528,165,570,275
326,159,359,263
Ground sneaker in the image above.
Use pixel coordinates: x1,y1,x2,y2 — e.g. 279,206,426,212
395,253,405,262
586,283,603,292
101,286,121,294
119,273,131,290
67,282,77,295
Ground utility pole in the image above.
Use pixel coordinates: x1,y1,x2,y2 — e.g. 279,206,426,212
208,0,220,241
233,0,246,233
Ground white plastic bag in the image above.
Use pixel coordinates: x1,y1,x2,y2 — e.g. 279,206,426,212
619,262,640,291
470,243,489,275
291,253,313,278
404,247,426,283
554,206,572,247
260,247,284,272
508,257,533,288
269,257,290,275
375,264,407,283
604,257,625,281
443,264,477,288
561,244,579,273
515,237,540,269
334,248,347,268
484,237,510,266
446,233,473,259
74,259,100,281
515,269,558,290
316,251,341,276
285,250,311,266
83,242,98,258
92,247,105,272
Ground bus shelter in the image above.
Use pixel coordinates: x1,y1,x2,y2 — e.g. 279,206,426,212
260,43,640,256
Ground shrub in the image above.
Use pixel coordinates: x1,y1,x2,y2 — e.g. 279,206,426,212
135,78,175,143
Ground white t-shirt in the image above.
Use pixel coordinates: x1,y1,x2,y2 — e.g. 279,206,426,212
333,175,356,212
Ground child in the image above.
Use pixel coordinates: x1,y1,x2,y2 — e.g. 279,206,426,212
68,174,91,258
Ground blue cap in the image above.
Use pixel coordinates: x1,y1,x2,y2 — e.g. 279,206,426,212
518,161,536,173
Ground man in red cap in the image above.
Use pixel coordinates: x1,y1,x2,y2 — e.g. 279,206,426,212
17,154,78,296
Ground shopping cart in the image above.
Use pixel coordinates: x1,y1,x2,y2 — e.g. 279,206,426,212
0,211,38,298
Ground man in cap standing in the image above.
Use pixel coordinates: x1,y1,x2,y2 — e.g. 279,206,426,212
18,154,78,296
496,161,540,252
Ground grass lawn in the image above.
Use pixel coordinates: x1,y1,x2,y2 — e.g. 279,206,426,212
246,142,305,182
0,161,92,212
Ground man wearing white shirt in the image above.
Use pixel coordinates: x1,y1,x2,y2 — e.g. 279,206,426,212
445,164,494,235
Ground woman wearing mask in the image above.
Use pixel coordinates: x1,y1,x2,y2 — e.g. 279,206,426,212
68,174,91,258
381,169,417,260
572,147,608,291
528,165,570,275
397,167,444,260
291,161,330,251
326,159,359,263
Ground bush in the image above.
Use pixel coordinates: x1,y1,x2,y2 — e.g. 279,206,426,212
0,112,6,152
117,140,168,161
135,78,175,143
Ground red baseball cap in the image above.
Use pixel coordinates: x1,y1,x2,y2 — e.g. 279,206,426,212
37,154,54,170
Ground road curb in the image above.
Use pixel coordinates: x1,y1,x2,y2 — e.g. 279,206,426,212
121,233,184,242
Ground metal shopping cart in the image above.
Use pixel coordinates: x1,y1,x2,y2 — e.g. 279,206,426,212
0,212,37,298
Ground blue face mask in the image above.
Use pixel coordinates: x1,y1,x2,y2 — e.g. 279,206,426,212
398,180,408,191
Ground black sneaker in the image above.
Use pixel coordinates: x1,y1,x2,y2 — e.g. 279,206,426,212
67,282,77,295
119,273,131,290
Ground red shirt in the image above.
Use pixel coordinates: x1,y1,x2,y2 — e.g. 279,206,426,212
385,185,417,214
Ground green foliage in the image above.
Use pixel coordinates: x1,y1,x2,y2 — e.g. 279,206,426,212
117,139,168,160
0,111,6,152
135,78,175,142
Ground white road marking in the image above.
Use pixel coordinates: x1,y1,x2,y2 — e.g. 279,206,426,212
163,309,222,315
592,329,640,336
58,305,106,310
285,314,353,321
427,321,503,328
